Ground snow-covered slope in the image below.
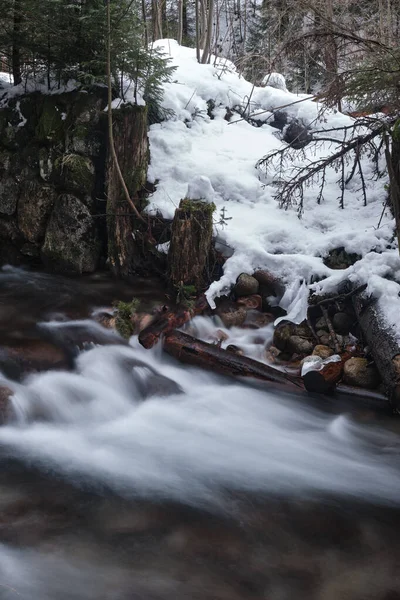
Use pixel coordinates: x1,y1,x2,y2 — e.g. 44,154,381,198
148,40,399,334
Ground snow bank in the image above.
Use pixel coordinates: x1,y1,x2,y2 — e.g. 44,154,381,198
146,41,399,331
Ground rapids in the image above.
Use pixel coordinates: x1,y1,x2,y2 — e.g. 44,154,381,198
1,266,400,600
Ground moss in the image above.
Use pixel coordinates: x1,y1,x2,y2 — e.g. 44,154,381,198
113,298,140,339
36,97,65,143
60,153,95,194
180,198,216,215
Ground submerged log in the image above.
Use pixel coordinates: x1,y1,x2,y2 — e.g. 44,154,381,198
139,295,208,349
168,198,215,290
353,292,400,409
163,330,302,389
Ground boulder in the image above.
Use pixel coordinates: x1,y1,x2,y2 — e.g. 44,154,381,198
343,357,381,389
234,273,259,297
312,345,334,360
18,181,57,243
41,193,101,274
0,177,19,215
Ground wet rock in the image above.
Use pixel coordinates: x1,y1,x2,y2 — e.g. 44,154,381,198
237,294,262,310
244,310,274,329
234,273,259,297
332,312,354,335
273,321,313,352
0,386,12,424
312,345,334,360
343,357,381,389
134,370,183,399
287,336,314,356
217,303,247,328
253,270,284,297
226,344,244,355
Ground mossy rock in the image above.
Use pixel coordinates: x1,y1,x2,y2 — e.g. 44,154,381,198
69,122,104,157
36,97,65,144
58,153,95,196
323,247,361,270
114,298,140,339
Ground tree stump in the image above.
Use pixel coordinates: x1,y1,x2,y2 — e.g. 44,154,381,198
168,198,215,291
106,105,149,278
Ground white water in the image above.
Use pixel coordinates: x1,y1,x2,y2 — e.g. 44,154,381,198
1,329,400,509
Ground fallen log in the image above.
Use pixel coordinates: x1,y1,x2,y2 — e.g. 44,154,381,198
302,355,344,395
163,330,303,389
353,292,400,410
139,295,209,349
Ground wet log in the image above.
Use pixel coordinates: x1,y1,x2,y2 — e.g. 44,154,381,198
302,355,345,395
353,292,400,409
163,330,302,389
139,295,209,349
168,199,215,290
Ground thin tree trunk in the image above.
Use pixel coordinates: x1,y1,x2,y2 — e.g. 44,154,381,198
152,0,163,41
195,0,201,61
12,0,22,86
177,0,184,44
142,0,149,45
201,0,214,62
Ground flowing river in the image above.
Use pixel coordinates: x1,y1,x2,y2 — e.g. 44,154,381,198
1,266,400,600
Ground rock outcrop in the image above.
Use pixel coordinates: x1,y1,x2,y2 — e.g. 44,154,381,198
0,88,148,275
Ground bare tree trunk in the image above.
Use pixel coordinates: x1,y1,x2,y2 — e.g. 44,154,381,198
195,0,201,61
177,0,184,44
142,0,149,46
201,0,215,62
152,0,163,41
12,0,22,86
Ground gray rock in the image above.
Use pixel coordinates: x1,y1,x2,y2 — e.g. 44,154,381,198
333,312,354,335
273,321,313,352
234,273,259,297
0,177,19,215
315,317,328,330
18,181,57,243
41,193,101,274
288,335,314,356
343,357,381,389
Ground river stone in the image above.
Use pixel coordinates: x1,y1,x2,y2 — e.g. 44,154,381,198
0,386,12,424
18,181,57,243
333,312,354,335
234,273,259,297
315,317,328,330
287,335,314,356
312,345,334,360
253,270,284,297
343,357,381,389
273,321,313,351
41,193,101,274
237,294,262,310
216,301,247,328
